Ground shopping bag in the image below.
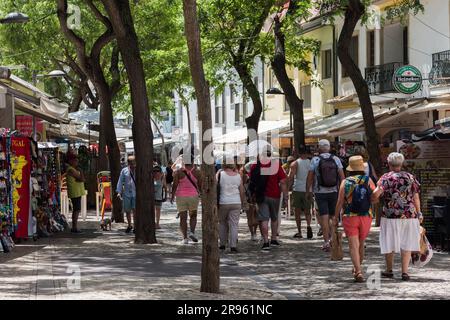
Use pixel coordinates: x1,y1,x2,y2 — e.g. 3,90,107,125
331,225,344,261
411,227,433,268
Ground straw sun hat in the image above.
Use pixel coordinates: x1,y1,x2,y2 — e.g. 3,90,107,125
346,155,367,172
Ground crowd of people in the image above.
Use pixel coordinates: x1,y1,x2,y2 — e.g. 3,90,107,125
110,138,424,283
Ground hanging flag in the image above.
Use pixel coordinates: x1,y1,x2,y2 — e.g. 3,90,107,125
10,137,31,238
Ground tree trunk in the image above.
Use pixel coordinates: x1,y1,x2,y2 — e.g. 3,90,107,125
183,0,220,294
185,102,192,137
98,93,123,222
233,61,263,137
271,15,306,154
101,0,156,244
337,0,382,174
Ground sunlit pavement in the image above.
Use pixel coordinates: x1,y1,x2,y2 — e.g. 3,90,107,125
1,202,449,300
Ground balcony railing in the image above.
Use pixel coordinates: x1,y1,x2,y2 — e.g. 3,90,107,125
365,62,403,94
429,50,450,86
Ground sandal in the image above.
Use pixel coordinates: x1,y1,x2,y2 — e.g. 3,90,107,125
354,271,365,283
382,270,394,278
401,273,410,281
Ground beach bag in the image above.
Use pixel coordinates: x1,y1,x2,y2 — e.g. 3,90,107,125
411,227,433,268
331,225,344,261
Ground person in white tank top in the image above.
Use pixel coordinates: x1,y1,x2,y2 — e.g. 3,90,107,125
288,150,313,239
217,163,246,253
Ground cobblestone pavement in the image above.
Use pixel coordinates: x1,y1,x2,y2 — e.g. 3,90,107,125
1,202,449,299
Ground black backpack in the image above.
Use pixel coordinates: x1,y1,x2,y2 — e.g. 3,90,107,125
248,160,268,204
318,155,339,188
349,176,372,213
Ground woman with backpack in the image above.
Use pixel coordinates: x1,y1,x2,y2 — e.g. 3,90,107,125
217,162,246,253
334,155,376,282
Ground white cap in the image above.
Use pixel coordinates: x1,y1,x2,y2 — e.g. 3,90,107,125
318,139,330,147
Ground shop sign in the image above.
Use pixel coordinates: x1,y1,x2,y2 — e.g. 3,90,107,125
15,115,44,139
397,140,450,170
392,65,422,94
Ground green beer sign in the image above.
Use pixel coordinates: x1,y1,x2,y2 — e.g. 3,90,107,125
392,65,422,94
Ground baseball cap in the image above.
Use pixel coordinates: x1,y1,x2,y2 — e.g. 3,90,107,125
318,139,330,147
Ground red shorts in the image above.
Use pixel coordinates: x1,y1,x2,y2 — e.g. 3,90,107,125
342,216,372,240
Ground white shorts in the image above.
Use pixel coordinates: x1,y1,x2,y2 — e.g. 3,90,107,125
379,217,420,254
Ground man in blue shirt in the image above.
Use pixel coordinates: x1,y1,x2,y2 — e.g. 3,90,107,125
116,156,136,233
306,139,345,252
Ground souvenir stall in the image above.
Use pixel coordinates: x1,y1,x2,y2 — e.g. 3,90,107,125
0,129,32,252
31,142,68,238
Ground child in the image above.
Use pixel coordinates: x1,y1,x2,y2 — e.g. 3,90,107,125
153,165,167,229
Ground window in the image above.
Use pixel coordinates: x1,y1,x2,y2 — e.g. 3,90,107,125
342,35,359,78
242,89,248,119
403,27,408,64
222,91,226,126
215,93,221,124
367,30,375,67
171,112,176,127
322,49,332,79
230,85,234,104
300,84,311,110
234,103,240,123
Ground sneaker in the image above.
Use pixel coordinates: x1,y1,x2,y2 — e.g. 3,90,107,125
125,226,132,233
251,234,258,241
182,238,189,245
317,228,323,237
219,245,226,250
189,232,198,243
261,242,270,251
307,226,313,239
293,233,303,238
230,247,238,254
270,240,281,246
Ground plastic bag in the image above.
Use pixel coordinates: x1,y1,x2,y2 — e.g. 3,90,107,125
411,229,433,268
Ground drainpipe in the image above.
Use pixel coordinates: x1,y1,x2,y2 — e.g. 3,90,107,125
261,57,265,121
332,24,338,115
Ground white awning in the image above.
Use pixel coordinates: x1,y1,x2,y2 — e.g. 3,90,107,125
212,119,291,144
407,101,450,114
40,96,69,119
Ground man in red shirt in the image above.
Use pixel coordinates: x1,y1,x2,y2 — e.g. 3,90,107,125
250,148,288,251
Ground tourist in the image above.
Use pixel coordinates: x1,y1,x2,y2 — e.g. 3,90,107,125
66,155,86,234
334,155,376,282
371,152,422,281
165,160,174,198
306,139,345,252
217,162,246,253
241,159,259,241
116,156,137,233
153,165,166,229
282,156,295,175
249,147,288,251
171,153,201,244
288,149,313,239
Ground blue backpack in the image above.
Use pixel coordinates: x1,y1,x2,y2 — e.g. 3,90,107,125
349,177,372,213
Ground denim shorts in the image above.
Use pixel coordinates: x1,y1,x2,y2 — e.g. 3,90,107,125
123,196,136,212
314,192,338,216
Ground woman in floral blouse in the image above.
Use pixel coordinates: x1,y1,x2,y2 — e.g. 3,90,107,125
372,152,422,281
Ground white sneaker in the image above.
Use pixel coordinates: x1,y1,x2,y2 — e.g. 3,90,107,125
182,238,189,244
251,234,257,241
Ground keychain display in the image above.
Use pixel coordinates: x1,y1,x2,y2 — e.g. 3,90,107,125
31,144,67,239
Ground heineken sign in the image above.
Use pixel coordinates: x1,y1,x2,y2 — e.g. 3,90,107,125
392,65,422,94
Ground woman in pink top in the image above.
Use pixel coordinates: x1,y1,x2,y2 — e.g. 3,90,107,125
171,163,202,244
